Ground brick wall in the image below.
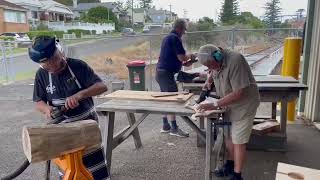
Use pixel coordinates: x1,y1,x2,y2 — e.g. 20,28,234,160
3,22,29,33
0,8,4,34
0,8,29,34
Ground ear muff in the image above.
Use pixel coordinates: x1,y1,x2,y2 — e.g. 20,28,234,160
212,50,224,62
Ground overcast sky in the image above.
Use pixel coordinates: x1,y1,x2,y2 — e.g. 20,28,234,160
103,0,308,21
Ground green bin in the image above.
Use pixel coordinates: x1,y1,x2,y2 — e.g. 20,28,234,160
127,60,146,91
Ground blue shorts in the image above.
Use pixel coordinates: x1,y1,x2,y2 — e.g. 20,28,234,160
156,69,178,92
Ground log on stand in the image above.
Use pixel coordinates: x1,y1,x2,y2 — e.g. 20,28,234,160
22,120,102,163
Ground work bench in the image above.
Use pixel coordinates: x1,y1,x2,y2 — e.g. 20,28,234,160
96,91,224,180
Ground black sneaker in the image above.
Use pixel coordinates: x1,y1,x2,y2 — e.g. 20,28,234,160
160,124,171,133
229,172,243,180
214,161,234,177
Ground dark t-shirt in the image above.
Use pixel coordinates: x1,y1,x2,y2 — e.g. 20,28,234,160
157,30,186,73
33,58,102,122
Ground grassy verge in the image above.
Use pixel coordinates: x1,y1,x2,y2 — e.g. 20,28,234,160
0,48,27,56
15,71,36,81
0,71,35,85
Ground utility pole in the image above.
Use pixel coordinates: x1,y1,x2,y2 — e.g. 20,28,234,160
131,0,134,27
107,8,109,21
183,9,188,19
169,4,172,22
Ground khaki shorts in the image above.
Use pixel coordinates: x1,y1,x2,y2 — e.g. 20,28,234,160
224,110,257,144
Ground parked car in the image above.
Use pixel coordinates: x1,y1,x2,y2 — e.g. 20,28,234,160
0,32,31,45
121,28,135,36
142,26,150,33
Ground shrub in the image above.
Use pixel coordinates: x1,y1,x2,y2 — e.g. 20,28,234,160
91,30,97,35
0,36,15,41
103,30,107,34
67,29,91,38
27,31,64,40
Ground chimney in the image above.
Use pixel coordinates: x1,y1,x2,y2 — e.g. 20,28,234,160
73,0,77,8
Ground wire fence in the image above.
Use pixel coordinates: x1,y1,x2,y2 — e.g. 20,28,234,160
0,28,303,88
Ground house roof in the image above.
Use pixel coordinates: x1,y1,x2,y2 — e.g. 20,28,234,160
0,0,28,11
133,8,145,13
40,0,73,15
5,0,42,8
73,2,116,11
147,8,166,15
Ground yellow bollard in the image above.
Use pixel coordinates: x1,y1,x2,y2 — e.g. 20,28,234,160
281,37,302,121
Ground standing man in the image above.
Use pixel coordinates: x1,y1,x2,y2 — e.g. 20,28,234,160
156,19,197,137
29,35,110,179
196,44,260,180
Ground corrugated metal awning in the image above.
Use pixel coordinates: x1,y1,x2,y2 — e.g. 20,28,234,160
48,6,73,15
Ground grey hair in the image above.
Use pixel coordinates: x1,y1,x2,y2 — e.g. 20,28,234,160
173,19,186,29
198,44,219,65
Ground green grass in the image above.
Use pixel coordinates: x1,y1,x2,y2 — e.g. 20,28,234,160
0,71,35,85
15,71,36,81
0,48,27,56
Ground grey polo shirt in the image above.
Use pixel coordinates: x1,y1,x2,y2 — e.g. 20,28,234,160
213,49,260,121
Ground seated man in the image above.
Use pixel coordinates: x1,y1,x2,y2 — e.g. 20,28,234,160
196,44,260,180
29,36,109,179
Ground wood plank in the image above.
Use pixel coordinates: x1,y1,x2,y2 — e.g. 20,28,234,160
126,113,143,148
181,116,206,142
252,121,280,135
105,112,115,175
276,162,320,180
112,125,130,149
280,101,288,134
96,99,195,116
151,91,189,97
22,120,101,163
205,117,213,180
100,90,193,103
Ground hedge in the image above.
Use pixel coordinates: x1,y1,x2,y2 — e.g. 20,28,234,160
27,31,64,40
67,29,91,38
0,36,15,41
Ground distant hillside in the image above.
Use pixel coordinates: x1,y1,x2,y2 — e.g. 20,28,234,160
55,0,100,6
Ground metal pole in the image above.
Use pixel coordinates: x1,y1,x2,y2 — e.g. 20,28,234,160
282,37,302,121
131,0,134,27
169,4,172,22
299,0,315,114
231,27,236,50
149,38,152,91
3,43,9,83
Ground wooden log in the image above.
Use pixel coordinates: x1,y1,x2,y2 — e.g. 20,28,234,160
22,120,102,163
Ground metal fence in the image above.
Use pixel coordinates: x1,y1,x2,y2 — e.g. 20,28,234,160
0,28,303,87
0,42,15,84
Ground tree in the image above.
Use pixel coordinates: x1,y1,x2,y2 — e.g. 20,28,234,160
236,12,265,28
220,0,240,24
139,0,152,9
81,6,119,29
263,0,282,28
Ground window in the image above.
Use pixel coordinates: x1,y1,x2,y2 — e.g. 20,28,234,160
31,11,38,19
4,10,26,23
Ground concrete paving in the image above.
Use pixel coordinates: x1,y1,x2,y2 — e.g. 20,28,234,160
0,80,320,180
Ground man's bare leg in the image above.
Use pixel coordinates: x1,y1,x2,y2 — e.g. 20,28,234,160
234,144,246,173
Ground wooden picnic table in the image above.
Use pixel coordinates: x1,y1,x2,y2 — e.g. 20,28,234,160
181,75,308,151
96,92,224,180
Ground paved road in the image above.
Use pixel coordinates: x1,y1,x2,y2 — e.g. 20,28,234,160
2,36,149,79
